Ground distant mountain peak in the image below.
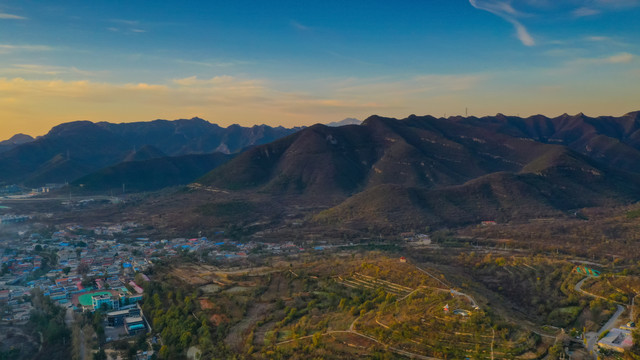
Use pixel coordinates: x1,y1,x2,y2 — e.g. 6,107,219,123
326,117,362,127
361,115,393,125
0,133,34,145
48,120,102,136
0,133,35,154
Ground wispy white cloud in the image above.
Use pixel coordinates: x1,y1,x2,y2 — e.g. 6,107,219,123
0,12,26,20
110,19,139,26
107,27,146,34
572,7,601,17
0,64,101,77
469,0,535,46
108,19,146,34
585,35,611,41
290,20,310,31
582,35,630,46
570,0,640,16
0,44,53,54
334,74,488,100
600,52,634,63
470,1,640,45
174,59,243,68
570,52,634,65
593,0,640,9
172,75,252,87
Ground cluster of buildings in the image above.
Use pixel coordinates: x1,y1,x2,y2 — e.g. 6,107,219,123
0,214,30,225
0,220,321,322
597,322,636,354
0,215,352,329
0,183,65,197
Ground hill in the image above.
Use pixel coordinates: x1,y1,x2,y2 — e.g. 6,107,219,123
72,152,234,193
456,111,640,173
0,133,34,153
122,144,166,162
315,156,640,229
196,112,640,229
199,115,585,194
0,118,299,186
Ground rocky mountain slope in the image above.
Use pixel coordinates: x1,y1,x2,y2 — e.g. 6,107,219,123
197,112,640,228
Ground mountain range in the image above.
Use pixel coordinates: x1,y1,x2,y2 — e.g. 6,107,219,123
195,111,640,229
5,111,640,230
73,152,234,193
0,118,300,187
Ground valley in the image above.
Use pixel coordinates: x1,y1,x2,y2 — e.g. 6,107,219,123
2,0,639,358
3,113,640,359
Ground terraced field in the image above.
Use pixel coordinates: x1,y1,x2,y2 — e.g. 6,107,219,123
336,272,414,297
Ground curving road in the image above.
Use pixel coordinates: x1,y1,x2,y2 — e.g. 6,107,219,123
412,264,480,309
575,276,626,359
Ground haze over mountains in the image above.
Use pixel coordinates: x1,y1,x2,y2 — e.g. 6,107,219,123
326,118,362,127
0,118,300,187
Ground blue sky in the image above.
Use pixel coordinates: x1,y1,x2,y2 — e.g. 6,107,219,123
0,0,639,137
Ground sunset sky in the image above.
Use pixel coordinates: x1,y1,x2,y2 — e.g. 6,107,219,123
1,0,639,139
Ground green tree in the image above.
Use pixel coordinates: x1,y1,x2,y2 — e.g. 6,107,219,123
93,348,106,360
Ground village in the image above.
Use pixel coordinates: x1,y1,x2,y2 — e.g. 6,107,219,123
0,201,638,358
0,217,331,324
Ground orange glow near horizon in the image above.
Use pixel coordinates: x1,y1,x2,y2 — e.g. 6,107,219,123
1,72,639,140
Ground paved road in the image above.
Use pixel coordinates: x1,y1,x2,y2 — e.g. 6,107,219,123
413,264,480,309
65,307,87,360
79,328,87,360
575,276,626,359
583,305,625,358
64,307,74,327
574,277,610,302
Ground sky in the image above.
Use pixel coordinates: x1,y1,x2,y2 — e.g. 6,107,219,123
0,0,639,139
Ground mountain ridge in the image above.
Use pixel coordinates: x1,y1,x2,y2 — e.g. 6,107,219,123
195,111,640,229
0,118,301,186
72,152,234,193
